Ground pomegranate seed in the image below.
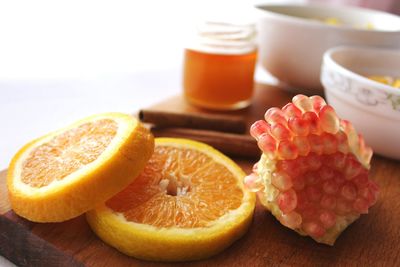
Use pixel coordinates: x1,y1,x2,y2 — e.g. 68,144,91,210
304,171,319,185
278,141,299,160
321,133,338,154
282,103,302,118
358,187,372,200
303,221,326,238
323,180,339,194
277,189,298,214
331,152,346,170
258,133,277,153
320,195,336,210
302,205,319,221
272,171,293,191
308,134,324,154
352,172,369,189
336,198,352,215
319,210,336,229
341,120,358,152
309,95,326,112
358,185,378,207
244,173,264,192
362,146,373,165
353,198,369,214
358,134,366,150
292,136,310,156
288,117,309,136
305,153,322,171
341,183,357,201
334,174,346,187
250,120,270,140
357,134,372,163
265,108,287,125
319,167,334,180
293,95,312,112
319,105,340,134
306,185,322,202
295,157,309,174
271,123,292,141
344,157,362,180
280,211,302,228
303,112,320,134
335,131,349,154
277,160,301,178
296,190,308,210
292,175,306,191
321,154,334,169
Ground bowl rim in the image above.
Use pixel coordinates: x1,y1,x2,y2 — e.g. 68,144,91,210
322,45,400,95
254,3,400,33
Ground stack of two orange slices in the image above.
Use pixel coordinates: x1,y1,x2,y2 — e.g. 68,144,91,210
7,113,255,261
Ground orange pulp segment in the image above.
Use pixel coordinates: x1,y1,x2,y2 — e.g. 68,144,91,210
106,142,244,228
21,119,117,188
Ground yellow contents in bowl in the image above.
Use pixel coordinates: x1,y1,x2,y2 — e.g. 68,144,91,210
316,17,374,30
324,17,341,26
368,75,400,88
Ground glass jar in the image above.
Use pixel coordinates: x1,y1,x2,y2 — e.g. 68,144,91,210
183,20,257,110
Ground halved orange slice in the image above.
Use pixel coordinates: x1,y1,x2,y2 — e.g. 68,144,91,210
86,138,255,262
7,113,154,222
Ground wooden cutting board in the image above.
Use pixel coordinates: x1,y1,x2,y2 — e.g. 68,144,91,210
1,84,400,267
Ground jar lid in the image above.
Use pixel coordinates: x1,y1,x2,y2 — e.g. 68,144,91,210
187,19,257,55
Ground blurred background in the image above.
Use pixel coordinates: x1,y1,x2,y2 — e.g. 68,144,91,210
0,0,398,80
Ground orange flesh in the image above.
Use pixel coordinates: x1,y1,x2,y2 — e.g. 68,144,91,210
106,145,244,228
21,119,117,188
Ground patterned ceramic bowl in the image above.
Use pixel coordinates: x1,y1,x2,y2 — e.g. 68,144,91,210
321,46,400,160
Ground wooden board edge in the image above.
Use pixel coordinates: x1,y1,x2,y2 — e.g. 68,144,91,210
0,214,84,267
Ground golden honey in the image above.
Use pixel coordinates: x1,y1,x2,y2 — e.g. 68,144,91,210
183,21,257,110
183,49,257,110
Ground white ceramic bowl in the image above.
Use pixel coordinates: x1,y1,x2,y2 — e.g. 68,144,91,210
321,45,400,160
255,3,400,94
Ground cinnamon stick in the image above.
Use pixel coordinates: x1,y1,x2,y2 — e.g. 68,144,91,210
139,109,247,134
151,127,260,158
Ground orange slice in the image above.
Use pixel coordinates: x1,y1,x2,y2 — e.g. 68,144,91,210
7,113,154,222
86,138,256,262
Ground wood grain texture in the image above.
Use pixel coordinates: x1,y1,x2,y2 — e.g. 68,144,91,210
0,84,399,266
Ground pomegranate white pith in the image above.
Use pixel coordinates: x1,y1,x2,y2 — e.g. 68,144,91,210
245,95,379,245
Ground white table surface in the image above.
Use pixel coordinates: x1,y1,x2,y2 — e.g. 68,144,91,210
0,70,182,171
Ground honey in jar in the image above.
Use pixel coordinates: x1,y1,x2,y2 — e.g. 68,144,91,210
183,21,257,110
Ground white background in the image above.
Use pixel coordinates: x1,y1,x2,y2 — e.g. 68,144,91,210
0,0,204,170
